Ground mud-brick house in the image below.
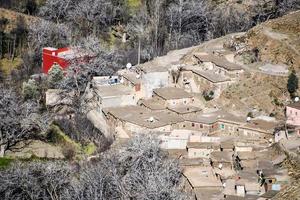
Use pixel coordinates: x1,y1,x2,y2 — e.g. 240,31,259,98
138,98,166,111
183,166,223,200
238,120,279,142
103,106,184,135
179,65,233,96
167,105,202,117
174,110,243,135
286,102,300,126
175,111,220,134
152,87,195,107
117,70,142,92
193,53,244,79
93,84,136,110
136,63,170,98
187,142,219,159
210,151,234,169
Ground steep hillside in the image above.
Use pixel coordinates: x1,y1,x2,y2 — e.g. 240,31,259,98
181,11,300,118
220,11,300,117
236,10,300,69
0,7,40,32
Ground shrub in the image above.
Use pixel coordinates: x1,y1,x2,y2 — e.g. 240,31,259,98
287,69,298,98
22,79,39,100
48,63,64,88
247,112,254,118
203,90,214,101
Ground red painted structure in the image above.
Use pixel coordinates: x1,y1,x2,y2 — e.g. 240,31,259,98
42,47,92,74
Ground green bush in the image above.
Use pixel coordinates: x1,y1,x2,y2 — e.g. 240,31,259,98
48,63,64,88
22,79,39,100
0,157,13,170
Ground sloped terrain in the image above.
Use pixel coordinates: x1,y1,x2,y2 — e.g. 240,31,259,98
239,10,300,68
0,8,40,32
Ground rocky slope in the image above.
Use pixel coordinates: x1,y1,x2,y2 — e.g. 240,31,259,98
234,10,300,69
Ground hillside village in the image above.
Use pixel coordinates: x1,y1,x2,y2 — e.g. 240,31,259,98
41,11,300,200
1,1,300,200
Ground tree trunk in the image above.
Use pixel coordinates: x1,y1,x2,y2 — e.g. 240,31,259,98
11,34,16,61
0,145,5,157
138,37,141,65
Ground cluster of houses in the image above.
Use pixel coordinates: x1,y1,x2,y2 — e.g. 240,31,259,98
43,46,299,200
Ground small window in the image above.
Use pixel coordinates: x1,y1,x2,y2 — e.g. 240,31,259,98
192,123,195,127
220,124,225,130
200,124,203,128
183,124,186,128
296,112,298,116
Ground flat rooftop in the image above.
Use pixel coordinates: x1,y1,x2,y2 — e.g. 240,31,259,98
194,53,243,71
137,61,170,73
94,84,133,98
183,166,222,188
184,66,231,83
167,105,202,114
118,70,141,84
103,106,184,129
210,151,233,163
139,98,166,110
239,119,278,134
187,142,219,149
185,110,244,124
153,87,193,100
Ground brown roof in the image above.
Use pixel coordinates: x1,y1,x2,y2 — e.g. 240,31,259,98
183,65,231,83
194,188,224,200
220,140,235,150
139,98,166,110
120,71,141,85
210,151,233,163
287,102,300,110
153,87,193,100
103,106,184,129
185,110,244,125
167,105,202,114
183,167,223,188
239,120,278,134
236,152,257,160
194,54,243,71
187,142,219,149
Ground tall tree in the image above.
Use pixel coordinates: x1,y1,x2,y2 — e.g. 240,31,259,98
287,69,299,98
0,86,47,156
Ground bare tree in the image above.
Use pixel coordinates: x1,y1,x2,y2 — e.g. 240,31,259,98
166,0,209,50
0,135,189,199
126,4,152,64
39,0,78,24
28,20,71,55
67,0,114,36
54,115,112,153
73,134,189,199
0,86,49,156
0,161,74,200
24,20,71,75
59,36,123,96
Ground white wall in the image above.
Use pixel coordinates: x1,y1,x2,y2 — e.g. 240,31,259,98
100,94,136,108
142,71,169,98
188,148,213,159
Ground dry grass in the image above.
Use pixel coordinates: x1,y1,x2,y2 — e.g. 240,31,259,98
0,57,23,75
0,8,40,33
